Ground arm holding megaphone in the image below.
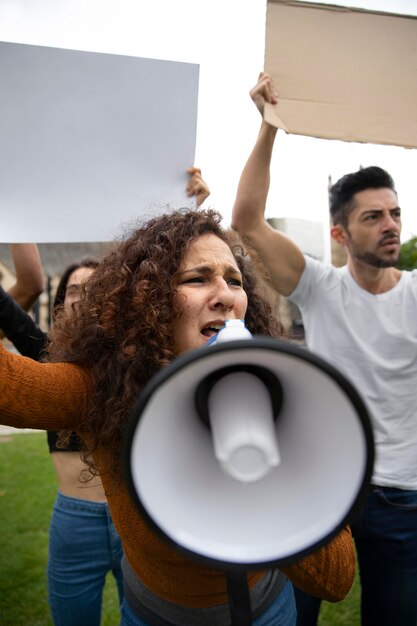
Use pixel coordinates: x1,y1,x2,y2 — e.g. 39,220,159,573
282,525,355,602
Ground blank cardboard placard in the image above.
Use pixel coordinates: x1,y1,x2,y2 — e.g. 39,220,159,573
264,0,417,148
0,41,199,242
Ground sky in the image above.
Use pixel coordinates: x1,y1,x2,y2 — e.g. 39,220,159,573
0,0,416,256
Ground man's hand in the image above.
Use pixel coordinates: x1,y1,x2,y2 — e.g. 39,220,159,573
250,72,279,117
186,167,210,207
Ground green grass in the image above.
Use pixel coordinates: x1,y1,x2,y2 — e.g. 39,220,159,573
0,432,361,625
0,432,120,626
318,577,360,626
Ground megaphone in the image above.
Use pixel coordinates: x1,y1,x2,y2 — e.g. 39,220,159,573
124,322,374,624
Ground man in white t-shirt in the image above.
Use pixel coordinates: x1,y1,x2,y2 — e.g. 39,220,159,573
231,72,417,626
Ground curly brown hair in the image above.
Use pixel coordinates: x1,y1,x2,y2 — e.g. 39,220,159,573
47,208,284,479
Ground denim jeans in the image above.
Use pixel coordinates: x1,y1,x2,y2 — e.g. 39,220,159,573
351,485,417,626
294,486,417,626
47,491,124,626
120,579,296,626
293,587,321,626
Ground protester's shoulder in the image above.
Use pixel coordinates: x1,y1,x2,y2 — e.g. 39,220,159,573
302,255,344,283
290,255,343,302
399,268,417,297
406,268,417,280
401,268,417,288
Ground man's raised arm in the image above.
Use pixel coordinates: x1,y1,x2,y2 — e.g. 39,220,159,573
231,73,305,297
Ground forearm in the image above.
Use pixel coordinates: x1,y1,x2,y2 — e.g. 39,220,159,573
231,121,278,235
8,244,45,309
0,341,90,431
281,526,356,602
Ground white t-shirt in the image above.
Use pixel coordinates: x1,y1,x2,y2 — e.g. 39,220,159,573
290,255,417,489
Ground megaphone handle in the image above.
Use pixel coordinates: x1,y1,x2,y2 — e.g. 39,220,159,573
226,570,252,626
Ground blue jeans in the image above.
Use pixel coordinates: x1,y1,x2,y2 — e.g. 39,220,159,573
295,486,417,626
293,587,321,626
120,579,296,625
47,492,124,626
351,486,417,626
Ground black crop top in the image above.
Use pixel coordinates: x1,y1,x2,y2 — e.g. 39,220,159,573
47,430,84,453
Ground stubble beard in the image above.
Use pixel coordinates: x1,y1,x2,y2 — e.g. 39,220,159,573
347,234,400,268
352,249,399,268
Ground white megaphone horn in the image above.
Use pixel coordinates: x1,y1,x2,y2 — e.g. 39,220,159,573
197,319,282,482
123,321,374,625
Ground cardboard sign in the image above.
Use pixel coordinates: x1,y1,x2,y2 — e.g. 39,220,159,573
264,0,417,147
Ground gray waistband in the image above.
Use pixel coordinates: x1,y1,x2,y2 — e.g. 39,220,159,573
122,555,287,626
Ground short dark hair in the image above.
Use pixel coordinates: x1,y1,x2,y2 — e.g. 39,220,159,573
329,166,396,227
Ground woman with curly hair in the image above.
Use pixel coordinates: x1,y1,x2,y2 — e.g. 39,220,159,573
0,208,355,626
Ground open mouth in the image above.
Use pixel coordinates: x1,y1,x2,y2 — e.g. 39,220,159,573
201,323,225,339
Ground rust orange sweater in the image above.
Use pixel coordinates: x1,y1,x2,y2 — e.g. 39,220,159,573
0,342,355,606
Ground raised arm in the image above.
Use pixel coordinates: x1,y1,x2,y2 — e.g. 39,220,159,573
231,73,305,296
7,244,45,309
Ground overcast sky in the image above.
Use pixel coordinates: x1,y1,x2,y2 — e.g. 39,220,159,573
1,0,416,254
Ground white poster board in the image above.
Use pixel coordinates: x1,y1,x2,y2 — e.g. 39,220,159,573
0,41,199,242
265,0,417,148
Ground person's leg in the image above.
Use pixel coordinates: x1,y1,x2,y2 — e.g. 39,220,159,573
352,486,417,626
47,493,117,626
293,587,321,626
253,580,297,626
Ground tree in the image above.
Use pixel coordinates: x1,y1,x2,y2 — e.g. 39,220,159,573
398,235,417,270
